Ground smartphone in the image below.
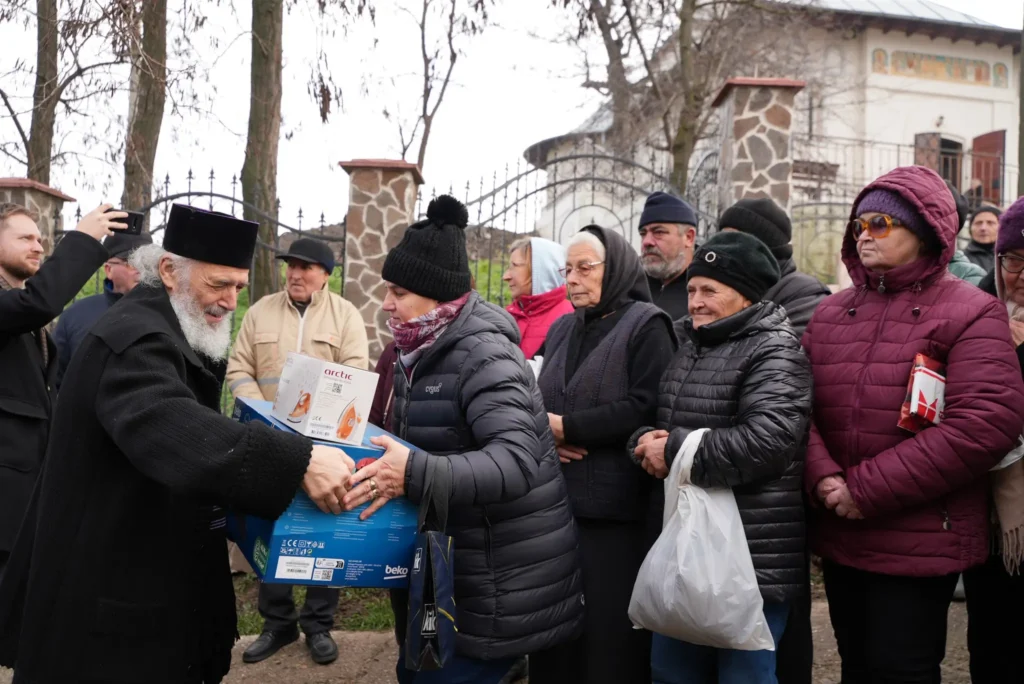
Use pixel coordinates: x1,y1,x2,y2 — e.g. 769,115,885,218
106,208,145,235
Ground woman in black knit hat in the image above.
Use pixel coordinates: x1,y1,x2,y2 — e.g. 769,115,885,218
343,195,583,684
630,230,812,684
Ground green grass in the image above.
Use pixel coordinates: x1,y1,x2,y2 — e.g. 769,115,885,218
233,575,395,635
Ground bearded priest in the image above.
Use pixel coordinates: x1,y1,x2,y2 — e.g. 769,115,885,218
0,204,355,684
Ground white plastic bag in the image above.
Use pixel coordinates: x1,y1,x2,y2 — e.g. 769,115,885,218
628,428,775,651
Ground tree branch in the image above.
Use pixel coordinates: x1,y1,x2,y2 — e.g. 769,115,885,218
0,87,30,156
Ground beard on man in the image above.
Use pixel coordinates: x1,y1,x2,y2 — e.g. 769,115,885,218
0,204,355,683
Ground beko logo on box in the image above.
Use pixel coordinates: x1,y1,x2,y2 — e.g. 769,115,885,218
385,564,409,579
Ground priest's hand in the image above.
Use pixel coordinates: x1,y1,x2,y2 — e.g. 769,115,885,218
77,204,128,241
344,436,410,520
303,445,356,515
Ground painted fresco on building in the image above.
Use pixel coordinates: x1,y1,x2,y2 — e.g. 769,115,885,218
994,63,1009,88
872,49,888,74
888,50,992,86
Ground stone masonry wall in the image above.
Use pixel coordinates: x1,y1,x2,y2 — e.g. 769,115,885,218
715,78,805,215
340,160,422,365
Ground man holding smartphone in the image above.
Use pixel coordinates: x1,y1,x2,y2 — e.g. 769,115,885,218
53,229,153,388
0,202,126,578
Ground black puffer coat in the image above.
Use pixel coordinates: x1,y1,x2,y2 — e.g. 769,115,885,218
764,259,831,338
393,292,584,660
637,302,812,603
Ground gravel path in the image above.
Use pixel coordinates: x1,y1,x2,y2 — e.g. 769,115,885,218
0,599,970,683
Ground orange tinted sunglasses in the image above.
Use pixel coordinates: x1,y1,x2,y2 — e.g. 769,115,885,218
849,215,904,240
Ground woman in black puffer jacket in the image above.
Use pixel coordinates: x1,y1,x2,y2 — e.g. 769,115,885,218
344,196,584,684
630,231,812,684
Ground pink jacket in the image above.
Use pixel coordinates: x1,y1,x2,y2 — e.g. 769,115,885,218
507,286,573,359
802,166,1024,576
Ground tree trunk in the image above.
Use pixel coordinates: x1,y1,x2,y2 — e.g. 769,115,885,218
27,0,58,184
669,0,698,194
121,0,167,231
241,0,284,302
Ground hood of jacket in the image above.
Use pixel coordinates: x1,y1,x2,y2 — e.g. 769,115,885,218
843,166,958,293
529,237,567,295
580,224,653,320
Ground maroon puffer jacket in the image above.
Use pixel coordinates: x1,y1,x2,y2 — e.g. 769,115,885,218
802,165,1024,577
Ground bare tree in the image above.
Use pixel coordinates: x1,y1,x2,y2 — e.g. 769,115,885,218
0,0,137,186
242,0,284,301
121,0,167,230
382,0,490,173
555,0,819,191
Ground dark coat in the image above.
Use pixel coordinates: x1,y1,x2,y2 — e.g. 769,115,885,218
639,303,812,603
368,340,398,432
0,232,107,553
52,279,122,389
392,292,584,661
764,259,831,339
964,239,995,274
803,166,1024,577
0,284,313,683
648,273,689,320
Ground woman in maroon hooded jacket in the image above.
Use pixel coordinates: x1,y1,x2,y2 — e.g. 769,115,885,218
802,165,1024,683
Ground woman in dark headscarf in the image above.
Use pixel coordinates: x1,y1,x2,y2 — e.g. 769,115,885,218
529,225,678,684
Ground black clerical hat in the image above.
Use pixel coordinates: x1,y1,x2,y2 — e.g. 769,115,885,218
163,204,259,269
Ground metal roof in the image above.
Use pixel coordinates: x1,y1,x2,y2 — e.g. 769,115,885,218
812,0,998,29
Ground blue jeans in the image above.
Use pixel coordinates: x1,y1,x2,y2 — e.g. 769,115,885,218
396,646,516,684
651,601,790,684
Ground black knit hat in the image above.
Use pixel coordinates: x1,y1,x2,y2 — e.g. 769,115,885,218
687,231,781,304
944,180,969,232
718,198,793,261
382,195,472,302
971,204,1003,224
639,192,697,229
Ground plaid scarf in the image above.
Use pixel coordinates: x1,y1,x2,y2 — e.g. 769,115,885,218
388,292,471,366
0,271,48,367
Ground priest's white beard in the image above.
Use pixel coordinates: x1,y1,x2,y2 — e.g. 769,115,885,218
170,282,233,361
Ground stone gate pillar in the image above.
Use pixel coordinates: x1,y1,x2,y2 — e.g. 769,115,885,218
712,78,806,214
0,178,76,255
339,159,424,365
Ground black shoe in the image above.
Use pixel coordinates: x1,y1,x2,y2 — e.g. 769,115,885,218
499,655,529,684
306,631,339,665
242,628,299,664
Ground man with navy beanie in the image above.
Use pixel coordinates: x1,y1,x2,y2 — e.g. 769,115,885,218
638,191,698,320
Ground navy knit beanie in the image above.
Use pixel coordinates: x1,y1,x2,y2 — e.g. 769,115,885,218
639,192,697,230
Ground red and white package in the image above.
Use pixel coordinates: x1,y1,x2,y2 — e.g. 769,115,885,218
898,353,946,433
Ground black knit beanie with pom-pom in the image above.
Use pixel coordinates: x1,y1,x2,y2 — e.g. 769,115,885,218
381,194,472,302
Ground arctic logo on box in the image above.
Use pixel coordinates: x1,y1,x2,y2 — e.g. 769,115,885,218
324,368,353,380
385,564,409,580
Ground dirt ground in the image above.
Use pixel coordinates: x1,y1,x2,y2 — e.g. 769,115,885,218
0,597,971,684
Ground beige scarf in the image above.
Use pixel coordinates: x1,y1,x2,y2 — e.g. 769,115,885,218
991,286,1024,574
991,444,1024,574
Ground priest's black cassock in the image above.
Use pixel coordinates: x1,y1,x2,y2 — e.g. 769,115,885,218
0,205,314,683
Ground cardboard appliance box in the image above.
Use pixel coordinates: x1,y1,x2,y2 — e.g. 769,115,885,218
228,397,419,588
271,351,379,445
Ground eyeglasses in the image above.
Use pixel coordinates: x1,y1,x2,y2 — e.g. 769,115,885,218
999,254,1024,274
559,261,604,278
849,215,904,240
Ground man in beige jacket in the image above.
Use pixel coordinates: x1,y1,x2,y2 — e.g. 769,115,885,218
226,237,369,667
